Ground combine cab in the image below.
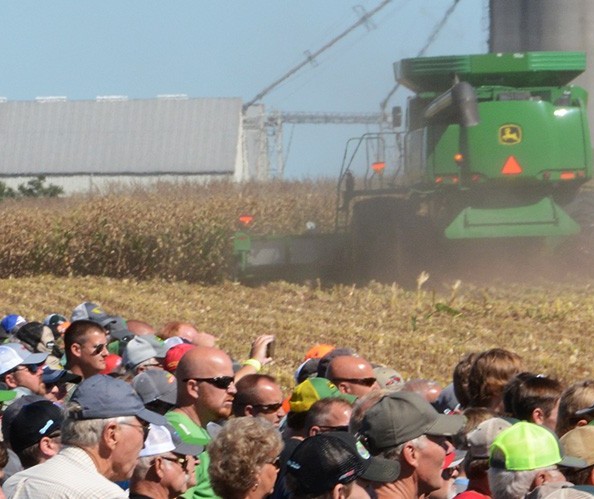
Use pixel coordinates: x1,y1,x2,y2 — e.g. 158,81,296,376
234,52,592,285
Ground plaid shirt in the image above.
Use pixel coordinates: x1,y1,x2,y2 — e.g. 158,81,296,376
4,445,128,499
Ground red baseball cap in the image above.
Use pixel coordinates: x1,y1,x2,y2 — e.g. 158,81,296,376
164,343,195,373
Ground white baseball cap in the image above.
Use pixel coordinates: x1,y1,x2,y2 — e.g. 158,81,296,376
0,343,48,376
139,424,203,457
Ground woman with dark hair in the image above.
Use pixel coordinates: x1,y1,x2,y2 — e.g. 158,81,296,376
503,372,564,431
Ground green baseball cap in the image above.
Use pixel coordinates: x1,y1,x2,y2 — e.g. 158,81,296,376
358,392,465,455
490,422,586,471
289,377,356,413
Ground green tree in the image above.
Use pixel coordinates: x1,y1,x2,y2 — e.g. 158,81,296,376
0,181,17,201
17,176,64,198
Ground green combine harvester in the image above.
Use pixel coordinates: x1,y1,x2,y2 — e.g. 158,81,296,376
234,51,593,284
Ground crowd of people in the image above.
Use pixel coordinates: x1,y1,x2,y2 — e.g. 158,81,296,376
0,302,593,498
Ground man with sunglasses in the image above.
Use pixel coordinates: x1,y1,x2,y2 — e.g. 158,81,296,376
232,374,286,427
4,374,168,499
326,355,380,397
130,424,203,499
0,342,48,398
64,319,110,380
166,346,238,499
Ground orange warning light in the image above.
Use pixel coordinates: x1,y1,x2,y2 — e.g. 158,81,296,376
238,215,253,226
501,156,523,175
454,153,464,164
371,161,386,173
560,171,576,180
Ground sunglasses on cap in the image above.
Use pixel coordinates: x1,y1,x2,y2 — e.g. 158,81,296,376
183,376,235,390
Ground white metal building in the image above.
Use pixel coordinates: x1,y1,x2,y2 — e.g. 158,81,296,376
0,96,267,193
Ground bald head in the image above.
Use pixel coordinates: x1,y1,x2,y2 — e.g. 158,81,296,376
176,346,232,382
402,379,442,404
126,319,155,336
175,346,237,425
326,355,380,397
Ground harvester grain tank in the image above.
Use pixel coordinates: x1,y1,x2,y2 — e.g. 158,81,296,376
234,52,592,284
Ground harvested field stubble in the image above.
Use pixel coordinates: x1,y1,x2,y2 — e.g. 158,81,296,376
1,275,592,390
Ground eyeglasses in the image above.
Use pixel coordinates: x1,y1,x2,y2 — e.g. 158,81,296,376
13,364,42,375
183,376,235,390
331,377,377,387
266,456,281,469
120,421,150,442
251,402,284,414
76,342,107,356
317,425,349,433
161,455,194,469
89,343,107,356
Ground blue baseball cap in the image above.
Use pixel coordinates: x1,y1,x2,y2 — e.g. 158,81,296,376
69,374,167,425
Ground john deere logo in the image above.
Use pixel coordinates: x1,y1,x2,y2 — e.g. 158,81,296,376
499,125,522,145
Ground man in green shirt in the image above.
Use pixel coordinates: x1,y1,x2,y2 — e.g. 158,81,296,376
166,346,238,499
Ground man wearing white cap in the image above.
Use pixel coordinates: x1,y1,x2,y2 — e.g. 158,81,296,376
129,424,203,499
0,343,48,398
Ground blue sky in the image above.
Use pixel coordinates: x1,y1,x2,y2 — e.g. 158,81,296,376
0,0,489,178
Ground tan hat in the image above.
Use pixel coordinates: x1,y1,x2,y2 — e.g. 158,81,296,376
560,425,594,467
525,482,594,499
466,417,512,459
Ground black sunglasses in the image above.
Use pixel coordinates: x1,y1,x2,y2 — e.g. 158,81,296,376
75,342,107,356
332,377,377,387
251,402,284,414
183,376,235,390
317,425,349,432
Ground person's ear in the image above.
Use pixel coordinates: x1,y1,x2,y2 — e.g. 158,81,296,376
576,419,589,427
532,407,545,425
401,442,418,467
38,436,60,457
308,426,321,436
244,405,256,417
185,379,200,400
336,382,350,394
332,483,348,499
103,421,119,450
71,342,82,359
3,373,17,389
532,470,548,488
153,457,166,479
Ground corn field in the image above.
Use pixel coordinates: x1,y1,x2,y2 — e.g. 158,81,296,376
0,180,336,283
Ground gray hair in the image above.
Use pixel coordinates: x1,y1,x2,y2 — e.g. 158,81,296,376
61,403,135,447
488,466,559,499
380,435,426,462
131,456,153,481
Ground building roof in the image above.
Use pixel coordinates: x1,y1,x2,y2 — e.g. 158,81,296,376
0,97,242,176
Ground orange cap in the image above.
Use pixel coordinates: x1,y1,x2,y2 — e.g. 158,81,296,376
304,344,335,361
